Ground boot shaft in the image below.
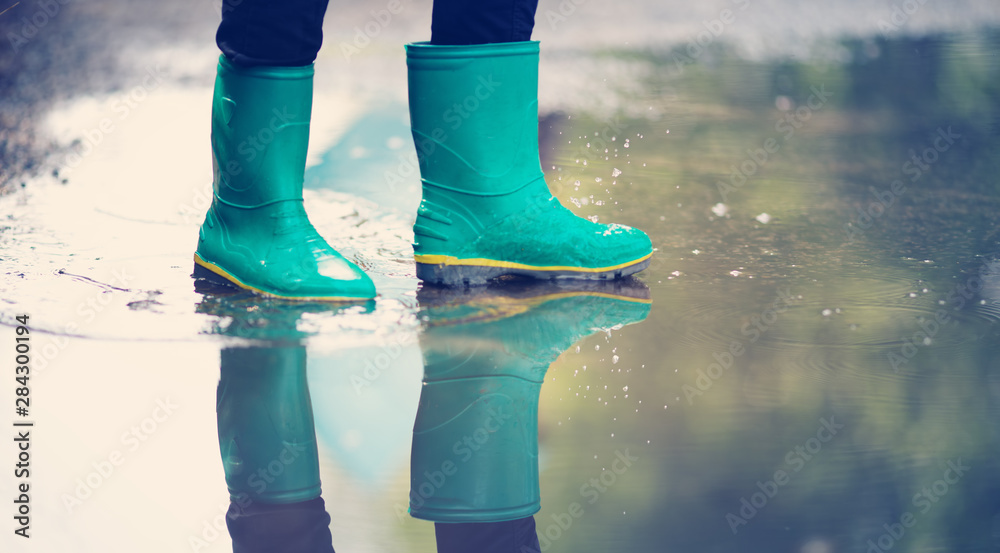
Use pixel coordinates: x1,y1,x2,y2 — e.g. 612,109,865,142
217,346,322,505
212,56,314,209
405,41,545,195
406,41,550,256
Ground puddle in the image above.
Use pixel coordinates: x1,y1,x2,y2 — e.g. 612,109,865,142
1,3,999,552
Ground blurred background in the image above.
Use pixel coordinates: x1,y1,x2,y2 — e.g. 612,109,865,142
1,0,999,552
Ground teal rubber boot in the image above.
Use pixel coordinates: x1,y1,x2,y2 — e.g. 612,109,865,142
194,55,376,301
405,41,653,286
409,280,651,522
217,345,322,505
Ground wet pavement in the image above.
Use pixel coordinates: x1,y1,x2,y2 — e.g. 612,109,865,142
2,0,1000,552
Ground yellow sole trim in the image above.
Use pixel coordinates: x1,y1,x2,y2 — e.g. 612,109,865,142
414,252,653,273
193,253,374,302
486,291,652,311
427,291,651,327
527,291,652,304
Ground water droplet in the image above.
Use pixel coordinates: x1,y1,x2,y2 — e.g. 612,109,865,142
821,309,833,316
612,355,620,364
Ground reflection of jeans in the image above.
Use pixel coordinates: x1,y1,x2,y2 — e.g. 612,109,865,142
227,497,334,553
436,517,541,553
217,0,540,67
227,498,538,553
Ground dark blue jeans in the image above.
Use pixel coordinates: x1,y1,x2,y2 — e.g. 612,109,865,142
217,0,539,67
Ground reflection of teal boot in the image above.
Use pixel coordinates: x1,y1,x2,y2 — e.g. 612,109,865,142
217,346,322,504
406,41,653,286
409,281,651,522
194,56,375,301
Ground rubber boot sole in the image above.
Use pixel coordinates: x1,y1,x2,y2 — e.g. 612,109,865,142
414,253,653,287
193,253,374,302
